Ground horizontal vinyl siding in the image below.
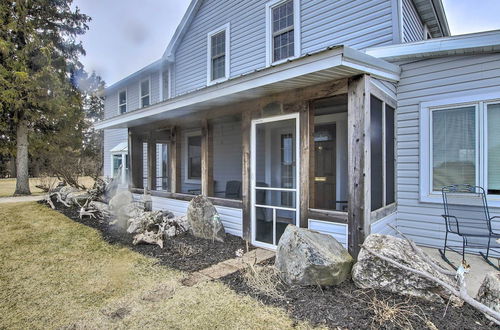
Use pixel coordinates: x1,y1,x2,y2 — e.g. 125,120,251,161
301,0,394,53
371,212,397,235
173,0,395,96
396,54,500,255
103,128,128,177
402,0,424,43
151,196,243,237
308,220,347,248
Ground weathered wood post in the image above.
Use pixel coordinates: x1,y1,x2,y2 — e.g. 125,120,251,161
299,101,314,228
241,111,252,241
347,74,371,258
169,126,181,193
201,119,214,196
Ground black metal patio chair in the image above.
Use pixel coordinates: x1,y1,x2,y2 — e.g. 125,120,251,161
440,184,500,270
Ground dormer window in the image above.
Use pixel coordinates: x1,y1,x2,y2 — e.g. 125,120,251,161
140,78,150,107
207,23,230,85
266,0,300,66
118,90,127,114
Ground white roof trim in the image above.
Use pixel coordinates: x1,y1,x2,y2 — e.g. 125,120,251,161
95,46,400,130
110,142,128,153
106,59,162,93
162,0,202,61
365,29,500,61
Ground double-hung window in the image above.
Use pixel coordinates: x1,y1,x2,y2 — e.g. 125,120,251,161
185,131,202,183
421,94,500,203
207,24,229,85
118,90,127,114
140,78,150,108
266,0,300,66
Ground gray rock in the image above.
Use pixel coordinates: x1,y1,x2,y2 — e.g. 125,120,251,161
127,211,165,234
477,272,500,315
352,234,459,302
109,190,133,212
186,195,225,242
275,225,354,286
88,201,110,215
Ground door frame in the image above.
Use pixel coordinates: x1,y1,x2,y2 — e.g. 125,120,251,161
250,112,300,249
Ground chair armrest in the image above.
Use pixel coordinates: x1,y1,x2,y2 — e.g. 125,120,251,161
441,214,460,234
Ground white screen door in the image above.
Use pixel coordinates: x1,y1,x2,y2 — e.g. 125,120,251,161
251,113,300,249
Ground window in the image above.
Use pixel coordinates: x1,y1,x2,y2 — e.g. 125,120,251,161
266,0,300,66
118,90,127,114
207,24,229,84
112,154,123,178
370,95,396,211
140,78,150,108
185,132,201,182
155,143,169,191
421,94,500,203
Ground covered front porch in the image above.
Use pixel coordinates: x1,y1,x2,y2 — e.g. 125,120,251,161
97,46,400,256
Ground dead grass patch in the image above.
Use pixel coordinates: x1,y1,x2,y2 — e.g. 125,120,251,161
243,264,285,300
0,176,95,197
0,202,313,329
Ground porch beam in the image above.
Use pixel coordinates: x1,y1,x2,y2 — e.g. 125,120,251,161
241,111,252,241
201,119,214,196
299,101,314,228
347,74,371,258
170,127,181,193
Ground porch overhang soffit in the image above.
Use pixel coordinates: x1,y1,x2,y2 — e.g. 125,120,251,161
95,46,400,130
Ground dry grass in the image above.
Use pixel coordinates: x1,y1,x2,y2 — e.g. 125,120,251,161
0,202,312,329
243,264,285,300
0,177,95,197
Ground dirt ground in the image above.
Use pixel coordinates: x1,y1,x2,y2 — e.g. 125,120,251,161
221,259,496,330
0,176,95,197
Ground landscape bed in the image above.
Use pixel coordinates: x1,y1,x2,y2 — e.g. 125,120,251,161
45,201,250,272
221,259,496,330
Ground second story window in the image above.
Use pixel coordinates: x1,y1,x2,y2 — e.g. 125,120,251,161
266,0,300,66
207,24,230,85
140,78,150,108
118,90,127,114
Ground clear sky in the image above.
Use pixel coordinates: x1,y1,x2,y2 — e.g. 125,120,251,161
74,0,500,86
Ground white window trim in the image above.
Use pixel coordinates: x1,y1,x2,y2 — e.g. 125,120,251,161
140,76,151,108
184,130,202,184
160,65,171,101
265,0,301,67
419,92,500,206
118,88,127,114
206,23,230,86
110,152,127,184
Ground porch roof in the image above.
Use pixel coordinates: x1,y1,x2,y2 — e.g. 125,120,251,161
95,46,400,130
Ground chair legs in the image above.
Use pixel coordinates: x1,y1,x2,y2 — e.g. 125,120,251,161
479,237,500,271
439,231,458,270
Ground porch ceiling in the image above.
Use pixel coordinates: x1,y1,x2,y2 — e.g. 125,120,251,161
95,46,400,130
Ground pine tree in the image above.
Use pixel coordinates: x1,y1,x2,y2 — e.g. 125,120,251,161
0,0,90,194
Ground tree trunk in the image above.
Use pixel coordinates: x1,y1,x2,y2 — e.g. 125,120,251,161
14,118,31,195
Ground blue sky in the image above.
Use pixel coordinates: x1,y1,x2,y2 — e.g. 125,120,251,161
74,0,500,86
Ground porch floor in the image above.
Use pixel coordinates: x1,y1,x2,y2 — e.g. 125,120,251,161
421,246,498,297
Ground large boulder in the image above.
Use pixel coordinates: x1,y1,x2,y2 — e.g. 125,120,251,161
352,234,459,302
186,195,225,242
109,190,133,212
275,225,354,286
477,272,500,315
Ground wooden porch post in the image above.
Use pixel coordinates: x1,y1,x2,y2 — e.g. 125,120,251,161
201,119,214,196
170,127,181,193
127,129,133,189
347,74,371,258
299,101,314,228
241,111,252,241
129,130,144,189
147,133,156,191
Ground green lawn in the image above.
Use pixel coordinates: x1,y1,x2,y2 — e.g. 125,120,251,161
0,177,95,197
0,202,311,329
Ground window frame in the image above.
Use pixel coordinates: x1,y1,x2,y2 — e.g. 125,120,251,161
140,77,151,108
110,152,128,184
118,89,127,114
265,0,301,67
184,130,202,184
206,23,230,86
420,92,500,206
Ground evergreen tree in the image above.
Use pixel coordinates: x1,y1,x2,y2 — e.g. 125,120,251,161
0,0,90,194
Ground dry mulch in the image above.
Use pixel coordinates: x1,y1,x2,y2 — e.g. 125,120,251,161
45,201,251,272
220,259,496,330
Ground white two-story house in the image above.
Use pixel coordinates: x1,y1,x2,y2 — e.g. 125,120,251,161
96,0,500,260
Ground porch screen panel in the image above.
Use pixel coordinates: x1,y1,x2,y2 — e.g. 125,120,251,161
385,105,395,205
432,106,476,190
142,142,148,189
488,103,500,195
370,96,383,211
155,143,169,191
